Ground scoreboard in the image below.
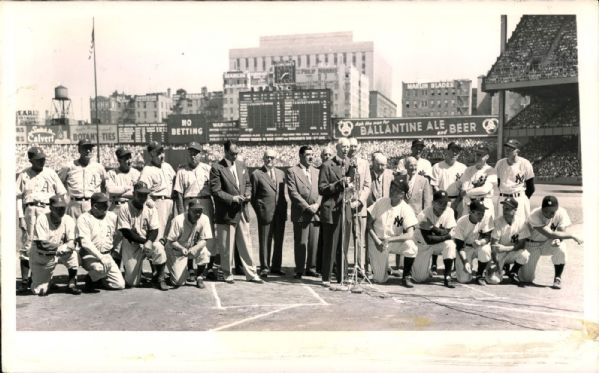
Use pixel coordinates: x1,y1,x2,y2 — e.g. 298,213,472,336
238,89,331,142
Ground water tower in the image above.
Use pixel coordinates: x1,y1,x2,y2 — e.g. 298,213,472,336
52,85,71,125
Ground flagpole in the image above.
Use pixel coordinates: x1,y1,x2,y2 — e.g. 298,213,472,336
93,17,101,163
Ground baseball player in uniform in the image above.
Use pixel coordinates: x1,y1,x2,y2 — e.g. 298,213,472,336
367,179,418,287
165,199,212,289
77,192,125,292
453,200,494,285
495,139,535,221
429,142,466,274
521,196,583,289
459,144,497,219
396,138,432,179
106,146,141,267
16,146,67,293
489,197,530,286
117,182,168,290
411,190,458,288
30,195,80,296
58,139,107,220
139,141,176,241
173,142,216,282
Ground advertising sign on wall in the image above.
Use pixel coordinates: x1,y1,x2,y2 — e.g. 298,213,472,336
26,125,70,144
333,116,499,139
166,114,207,144
69,125,118,144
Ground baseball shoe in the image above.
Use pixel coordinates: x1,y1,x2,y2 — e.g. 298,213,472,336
248,276,264,284
67,279,82,295
37,288,47,297
187,271,197,283
402,276,415,288
157,279,169,291
224,276,235,284
476,277,487,286
444,277,455,289
205,269,217,281
552,277,562,290
17,279,31,294
430,265,438,276
508,272,523,286
83,275,100,293
304,269,320,277
196,277,205,289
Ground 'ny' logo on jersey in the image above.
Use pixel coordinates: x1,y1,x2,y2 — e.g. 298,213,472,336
515,174,524,184
394,216,404,227
455,173,462,181
510,234,519,244
550,223,558,231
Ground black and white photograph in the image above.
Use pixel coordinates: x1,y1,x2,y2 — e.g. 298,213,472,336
2,1,598,371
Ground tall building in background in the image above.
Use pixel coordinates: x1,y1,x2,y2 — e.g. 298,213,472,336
133,91,172,124
223,71,269,121
172,87,224,123
369,91,397,118
401,80,472,117
229,32,392,106
295,65,369,118
90,91,134,124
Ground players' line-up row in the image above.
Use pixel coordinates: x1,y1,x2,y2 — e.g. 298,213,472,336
15,136,582,295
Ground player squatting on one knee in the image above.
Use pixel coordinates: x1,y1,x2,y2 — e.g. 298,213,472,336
521,196,583,289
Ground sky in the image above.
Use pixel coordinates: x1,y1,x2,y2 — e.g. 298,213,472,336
0,1,587,122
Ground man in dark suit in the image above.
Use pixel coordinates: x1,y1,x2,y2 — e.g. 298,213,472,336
209,140,263,284
250,149,288,278
287,146,322,280
315,146,335,275
319,137,358,287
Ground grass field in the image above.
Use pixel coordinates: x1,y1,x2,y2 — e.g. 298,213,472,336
14,184,585,331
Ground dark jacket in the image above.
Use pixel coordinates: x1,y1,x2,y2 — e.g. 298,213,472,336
318,156,352,225
250,166,287,225
209,158,251,225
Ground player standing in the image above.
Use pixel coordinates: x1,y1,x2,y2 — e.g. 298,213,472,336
459,144,497,219
495,139,535,221
30,195,80,296
16,146,66,293
520,196,583,289
396,138,432,179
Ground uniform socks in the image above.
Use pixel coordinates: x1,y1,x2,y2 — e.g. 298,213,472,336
554,264,564,279
403,257,414,278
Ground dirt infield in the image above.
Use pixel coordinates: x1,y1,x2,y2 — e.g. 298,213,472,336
15,184,585,331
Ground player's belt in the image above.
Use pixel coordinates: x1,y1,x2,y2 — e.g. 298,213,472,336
469,197,487,202
37,250,56,256
151,195,171,200
447,195,459,199
500,192,521,198
527,239,546,243
25,201,48,207
72,196,91,201
185,196,211,200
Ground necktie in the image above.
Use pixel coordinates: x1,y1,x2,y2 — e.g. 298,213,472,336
270,169,276,182
305,167,311,185
231,163,240,188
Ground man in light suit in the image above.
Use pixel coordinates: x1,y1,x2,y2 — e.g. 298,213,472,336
368,153,394,207
348,136,372,274
287,146,322,280
250,149,288,278
395,156,433,272
209,140,263,284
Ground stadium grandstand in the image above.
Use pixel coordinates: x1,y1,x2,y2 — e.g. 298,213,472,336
482,14,581,182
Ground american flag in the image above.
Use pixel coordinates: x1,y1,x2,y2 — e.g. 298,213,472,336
88,24,94,60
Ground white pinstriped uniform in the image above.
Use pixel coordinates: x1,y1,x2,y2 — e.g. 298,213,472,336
367,198,418,283
495,157,534,221
459,164,497,219
411,206,457,283
452,214,493,283
520,207,570,283
491,215,531,281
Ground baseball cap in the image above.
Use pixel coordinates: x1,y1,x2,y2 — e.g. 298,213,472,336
49,195,67,207
78,139,95,147
147,141,164,152
500,197,519,209
447,142,462,151
390,178,409,193
412,139,425,148
91,192,109,204
27,146,46,160
474,144,490,155
433,190,449,203
115,147,132,159
133,181,151,194
504,139,521,149
469,199,488,213
187,199,204,211
188,142,202,152
542,195,559,208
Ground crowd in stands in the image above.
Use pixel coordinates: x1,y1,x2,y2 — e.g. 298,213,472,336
506,95,579,129
485,15,577,84
17,135,580,179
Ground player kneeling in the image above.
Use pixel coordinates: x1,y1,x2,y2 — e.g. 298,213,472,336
166,199,212,289
117,182,168,291
30,195,81,296
453,200,494,286
78,193,126,292
412,190,458,288
367,179,418,287
489,197,530,286
520,196,583,289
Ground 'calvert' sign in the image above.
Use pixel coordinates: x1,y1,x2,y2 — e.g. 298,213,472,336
333,116,499,139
